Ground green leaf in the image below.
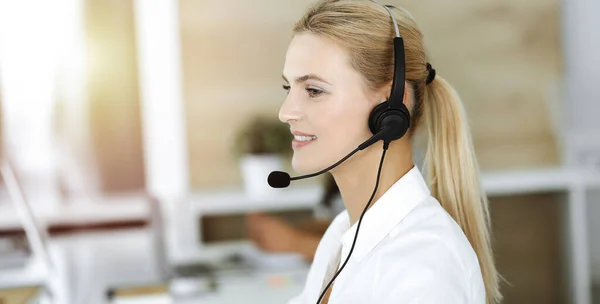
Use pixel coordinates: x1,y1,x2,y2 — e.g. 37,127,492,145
231,115,293,160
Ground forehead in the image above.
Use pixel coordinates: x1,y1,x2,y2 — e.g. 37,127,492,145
283,32,355,82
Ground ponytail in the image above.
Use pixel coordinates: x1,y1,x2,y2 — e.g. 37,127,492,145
421,75,502,304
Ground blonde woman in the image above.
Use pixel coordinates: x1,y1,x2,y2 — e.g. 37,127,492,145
276,1,501,303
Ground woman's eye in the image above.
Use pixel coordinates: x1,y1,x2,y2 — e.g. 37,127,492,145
282,84,290,93
306,87,324,98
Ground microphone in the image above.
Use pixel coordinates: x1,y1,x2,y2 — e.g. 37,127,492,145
267,171,290,188
267,127,390,188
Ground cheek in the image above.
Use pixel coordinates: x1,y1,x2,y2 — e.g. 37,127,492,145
328,100,372,137
318,99,372,150
291,95,373,173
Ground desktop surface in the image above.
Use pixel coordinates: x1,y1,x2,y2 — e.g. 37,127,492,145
109,267,307,304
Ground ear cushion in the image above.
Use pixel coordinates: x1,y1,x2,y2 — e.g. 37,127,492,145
368,101,410,140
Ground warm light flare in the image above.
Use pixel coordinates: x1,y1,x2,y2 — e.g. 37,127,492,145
0,0,85,207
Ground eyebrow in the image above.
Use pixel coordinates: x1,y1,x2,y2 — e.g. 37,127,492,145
282,74,332,85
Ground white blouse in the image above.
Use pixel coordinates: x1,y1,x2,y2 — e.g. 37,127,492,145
287,166,486,303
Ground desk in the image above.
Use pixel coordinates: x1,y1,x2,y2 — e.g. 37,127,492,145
1,227,308,304
110,268,307,304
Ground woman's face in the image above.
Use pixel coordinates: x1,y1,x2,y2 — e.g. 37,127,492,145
279,32,379,174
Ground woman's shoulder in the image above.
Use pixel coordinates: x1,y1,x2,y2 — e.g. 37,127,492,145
377,196,482,277
368,196,485,302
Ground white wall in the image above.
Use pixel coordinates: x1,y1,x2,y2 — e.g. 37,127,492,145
562,0,600,133
561,0,600,283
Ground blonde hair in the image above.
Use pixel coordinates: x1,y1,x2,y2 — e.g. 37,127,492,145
293,1,501,303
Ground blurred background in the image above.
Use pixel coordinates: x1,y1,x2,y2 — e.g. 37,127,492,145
0,0,599,303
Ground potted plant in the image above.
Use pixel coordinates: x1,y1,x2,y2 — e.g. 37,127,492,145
232,115,293,196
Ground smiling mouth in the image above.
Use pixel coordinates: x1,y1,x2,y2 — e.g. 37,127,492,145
293,135,317,142
292,135,317,149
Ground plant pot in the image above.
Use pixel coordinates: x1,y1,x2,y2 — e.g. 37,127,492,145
239,154,285,197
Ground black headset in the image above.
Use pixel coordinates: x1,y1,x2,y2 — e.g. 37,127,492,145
367,4,410,146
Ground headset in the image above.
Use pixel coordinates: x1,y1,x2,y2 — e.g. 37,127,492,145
267,3,410,303
368,5,410,145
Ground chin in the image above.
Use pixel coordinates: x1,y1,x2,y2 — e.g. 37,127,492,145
291,152,326,174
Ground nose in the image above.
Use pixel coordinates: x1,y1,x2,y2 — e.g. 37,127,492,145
278,93,302,124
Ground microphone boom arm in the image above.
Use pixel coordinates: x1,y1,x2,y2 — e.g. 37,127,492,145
289,128,387,182
290,146,361,181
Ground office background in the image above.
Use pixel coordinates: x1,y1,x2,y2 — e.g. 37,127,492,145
0,0,599,303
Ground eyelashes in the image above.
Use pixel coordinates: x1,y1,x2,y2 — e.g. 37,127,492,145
306,87,325,98
282,84,325,98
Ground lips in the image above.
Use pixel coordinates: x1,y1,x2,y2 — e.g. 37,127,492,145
291,130,317,149
292,130,315,136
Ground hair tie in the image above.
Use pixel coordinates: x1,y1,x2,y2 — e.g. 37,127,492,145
425,63,436,85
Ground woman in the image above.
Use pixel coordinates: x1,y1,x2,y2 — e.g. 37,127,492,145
246,174,343,261
276,1,501,304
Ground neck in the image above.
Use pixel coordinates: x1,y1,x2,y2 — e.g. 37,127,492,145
331,139,414,225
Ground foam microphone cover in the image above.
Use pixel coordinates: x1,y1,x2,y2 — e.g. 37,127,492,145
267,171,291,188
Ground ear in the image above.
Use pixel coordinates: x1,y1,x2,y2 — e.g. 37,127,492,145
373,81,393,105
375,81,412,109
